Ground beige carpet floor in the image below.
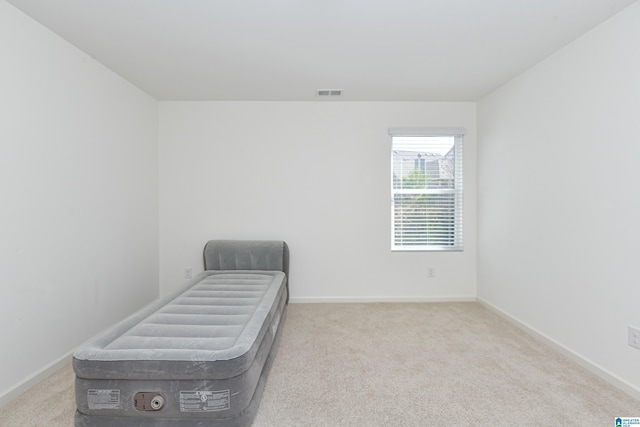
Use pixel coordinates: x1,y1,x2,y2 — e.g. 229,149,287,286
1,302,639,426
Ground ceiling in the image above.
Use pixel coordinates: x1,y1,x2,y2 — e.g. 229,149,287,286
7,0,636,101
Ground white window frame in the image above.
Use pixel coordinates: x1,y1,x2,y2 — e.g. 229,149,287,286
390,127,465,251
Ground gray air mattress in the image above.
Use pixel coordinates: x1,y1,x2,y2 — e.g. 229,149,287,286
73,240,289,427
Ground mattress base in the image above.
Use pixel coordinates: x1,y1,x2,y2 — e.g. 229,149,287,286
74,305,286,427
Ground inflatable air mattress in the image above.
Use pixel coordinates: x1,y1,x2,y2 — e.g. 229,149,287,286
73,240,289,426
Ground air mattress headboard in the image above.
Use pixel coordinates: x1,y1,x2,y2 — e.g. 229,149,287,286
203,240,290,300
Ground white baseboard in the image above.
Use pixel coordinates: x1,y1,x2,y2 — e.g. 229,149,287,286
290,296,477,304
0,349,74,408
477,298,640,401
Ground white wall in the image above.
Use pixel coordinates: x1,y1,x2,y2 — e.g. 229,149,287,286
0,2,159,402
159,102,476,301
477,2,640,395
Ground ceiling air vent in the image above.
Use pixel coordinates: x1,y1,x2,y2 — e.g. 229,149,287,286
317,89,342,97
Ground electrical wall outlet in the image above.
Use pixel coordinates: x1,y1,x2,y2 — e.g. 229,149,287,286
427,267,435,278
184,267,192,279
629,326,640,350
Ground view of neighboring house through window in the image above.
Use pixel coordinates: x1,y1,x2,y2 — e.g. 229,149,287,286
390,128,464,251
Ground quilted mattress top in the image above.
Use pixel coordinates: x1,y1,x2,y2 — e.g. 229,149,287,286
73,270,286,364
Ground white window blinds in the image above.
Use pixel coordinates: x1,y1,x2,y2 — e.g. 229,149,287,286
390,128,465,251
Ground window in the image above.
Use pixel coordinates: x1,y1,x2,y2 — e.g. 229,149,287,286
390,128,465,251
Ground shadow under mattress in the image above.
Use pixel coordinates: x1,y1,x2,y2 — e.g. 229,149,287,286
73,270,287,426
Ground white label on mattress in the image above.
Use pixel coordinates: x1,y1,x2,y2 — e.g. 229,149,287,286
87,389,120,410
179,390,230,412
